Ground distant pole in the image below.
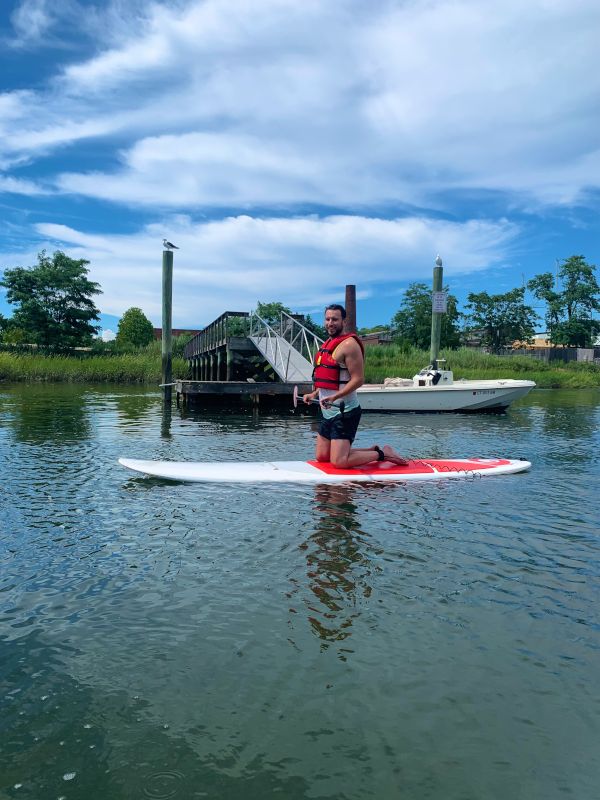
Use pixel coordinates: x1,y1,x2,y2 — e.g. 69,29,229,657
162,249,173,405
430,255,444,368
345,284,357,333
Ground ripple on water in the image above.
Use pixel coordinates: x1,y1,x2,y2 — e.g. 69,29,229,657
143,770,184,799
1,386,600,799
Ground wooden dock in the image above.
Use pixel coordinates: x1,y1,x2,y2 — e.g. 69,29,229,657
183,312,256,382
175,380,312,408
178,311,314,408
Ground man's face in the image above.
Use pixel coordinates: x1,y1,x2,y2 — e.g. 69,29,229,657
324,309,344,337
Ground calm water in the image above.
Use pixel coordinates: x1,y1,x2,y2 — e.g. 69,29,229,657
1,384,599,800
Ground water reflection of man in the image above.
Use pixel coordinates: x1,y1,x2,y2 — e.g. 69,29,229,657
303,304,408,468
298,484,379,654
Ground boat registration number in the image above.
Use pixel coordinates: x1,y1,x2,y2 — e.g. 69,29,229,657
472,390,496,395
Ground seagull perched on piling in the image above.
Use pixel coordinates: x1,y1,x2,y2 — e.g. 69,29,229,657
163,239,179,250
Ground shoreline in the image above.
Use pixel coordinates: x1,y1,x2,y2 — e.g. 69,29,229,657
0,347,599,389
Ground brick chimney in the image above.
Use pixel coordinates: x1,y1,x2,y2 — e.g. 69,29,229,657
344,285,357,333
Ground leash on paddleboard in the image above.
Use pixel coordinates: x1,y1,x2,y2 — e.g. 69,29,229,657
293,385,345,412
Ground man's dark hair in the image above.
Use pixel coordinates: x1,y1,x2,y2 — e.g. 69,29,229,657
325,303,346,319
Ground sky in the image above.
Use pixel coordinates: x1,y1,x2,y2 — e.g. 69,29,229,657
0,0,598,337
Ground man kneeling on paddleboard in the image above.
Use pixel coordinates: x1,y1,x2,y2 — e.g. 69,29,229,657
303,304,409,469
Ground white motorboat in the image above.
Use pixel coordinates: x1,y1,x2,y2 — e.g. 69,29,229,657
357,367,535,412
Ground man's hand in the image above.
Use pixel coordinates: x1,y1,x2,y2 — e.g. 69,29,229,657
319,395,338,409
303,390,318,405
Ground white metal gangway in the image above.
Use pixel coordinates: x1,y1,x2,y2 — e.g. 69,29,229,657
249,310,323,382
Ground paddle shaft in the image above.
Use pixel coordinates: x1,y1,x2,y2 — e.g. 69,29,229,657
307,397,345,411
293,385,345,411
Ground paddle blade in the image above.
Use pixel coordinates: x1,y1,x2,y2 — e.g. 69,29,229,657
293,385,299,408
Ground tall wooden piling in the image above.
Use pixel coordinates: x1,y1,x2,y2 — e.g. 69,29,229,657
430,255,444,368
162,249,173,405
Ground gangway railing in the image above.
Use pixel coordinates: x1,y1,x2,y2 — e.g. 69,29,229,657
184,311,249,360
277,311,323,364
248,310,322,382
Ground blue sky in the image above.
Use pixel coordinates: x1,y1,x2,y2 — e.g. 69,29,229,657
1,0,598,337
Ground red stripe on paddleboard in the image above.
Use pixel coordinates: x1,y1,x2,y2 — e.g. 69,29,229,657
307,458,512,476
307,460,433,475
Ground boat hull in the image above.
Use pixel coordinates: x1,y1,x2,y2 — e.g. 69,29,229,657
357,380,535,412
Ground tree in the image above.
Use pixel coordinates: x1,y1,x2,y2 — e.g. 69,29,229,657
116,307,155,348
303,313,326,340
255,301,292,325
391,282,461,349
358,325,390,335
528,255,600,347
254,300,326,338
465,287,536,352
1,250,101,347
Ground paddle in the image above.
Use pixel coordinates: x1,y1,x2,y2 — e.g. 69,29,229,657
293,385,345,412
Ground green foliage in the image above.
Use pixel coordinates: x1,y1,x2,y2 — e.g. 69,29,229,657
465,288,536,352
358,325,390,335
528,255,600,347
143,333,194,358
527,272,560,333
2,326,28,344
1,250,101,347
0,351,189,383
89,338,116,355
0,341,597,388
391,283,461,349
226,316,250,337
362,345,600,388
254,302,325,339
116,307,155,349
172,332,195,356
303,314,326,340
256,301,292,325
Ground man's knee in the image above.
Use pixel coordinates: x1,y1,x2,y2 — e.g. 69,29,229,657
331,458,348,469
330,450,350,468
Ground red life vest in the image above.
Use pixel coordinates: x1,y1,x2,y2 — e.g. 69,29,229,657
313,333,364,389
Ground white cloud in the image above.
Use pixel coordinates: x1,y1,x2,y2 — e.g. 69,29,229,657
10,0,54,45
0,0,598,208
0,175,49,196
101,328,116,342
56,132,332,207
28,213,518,326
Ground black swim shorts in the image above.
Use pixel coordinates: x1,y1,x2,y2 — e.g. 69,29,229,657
318,406,362,443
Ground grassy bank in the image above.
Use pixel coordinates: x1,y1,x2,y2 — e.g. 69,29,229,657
0,345,598,388
0,351,189,383
364,346,600,388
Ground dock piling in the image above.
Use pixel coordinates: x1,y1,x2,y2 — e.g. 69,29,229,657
430,255,445,368
162,249,174,405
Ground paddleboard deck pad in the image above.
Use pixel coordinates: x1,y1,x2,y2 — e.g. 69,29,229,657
119,457,530,483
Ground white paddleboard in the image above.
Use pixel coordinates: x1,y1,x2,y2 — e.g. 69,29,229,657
118,457,531,483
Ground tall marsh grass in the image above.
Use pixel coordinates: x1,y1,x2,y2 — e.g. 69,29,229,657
0,343,598,388
0,351,189,383
363,346,600,388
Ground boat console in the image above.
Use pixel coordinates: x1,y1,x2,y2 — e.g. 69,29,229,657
413,366,454,387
